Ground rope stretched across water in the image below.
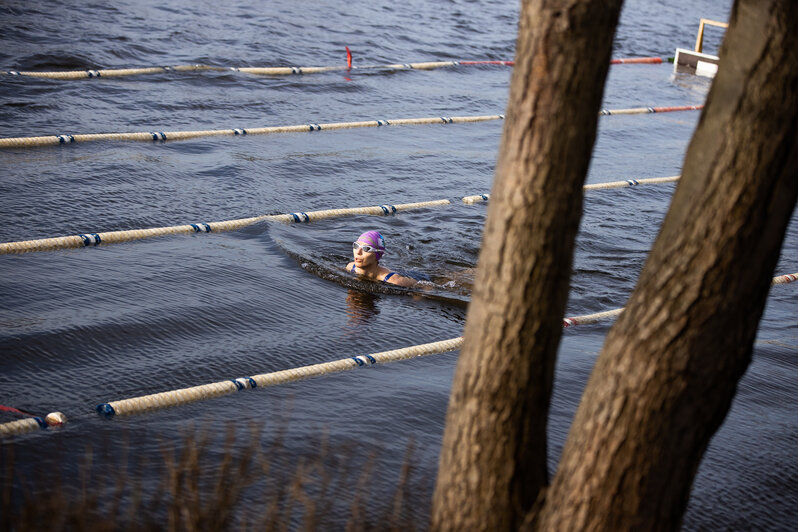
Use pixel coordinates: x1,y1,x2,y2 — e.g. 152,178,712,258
0,412,66,437
0,174,689,255
1,61,512,80
598,105,702,115
1,56,662,80
563,273,798,325
236,61,511,75
2,64,222,79
0,105,702,150
2,272,794,434
0,199,450,254
92,309,622,418
94,270,798,419
610,57,663,64
772,272,798,285
0,114,502,149
96,337,465,418
462,175,681,204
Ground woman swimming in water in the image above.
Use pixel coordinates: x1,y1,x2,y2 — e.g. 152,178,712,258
346,231,417,287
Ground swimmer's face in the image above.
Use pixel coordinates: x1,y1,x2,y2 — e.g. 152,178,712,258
353,240,379,268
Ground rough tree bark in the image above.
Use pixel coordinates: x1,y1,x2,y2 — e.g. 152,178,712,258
430,0,623,530
433,0,797,530
536,1,798,529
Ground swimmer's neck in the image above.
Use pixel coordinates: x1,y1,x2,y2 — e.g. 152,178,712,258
351,262,388,278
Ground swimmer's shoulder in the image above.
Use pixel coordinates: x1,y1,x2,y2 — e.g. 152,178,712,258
383,271,417,287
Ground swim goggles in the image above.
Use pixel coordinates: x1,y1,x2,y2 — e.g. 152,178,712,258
353,241,384,254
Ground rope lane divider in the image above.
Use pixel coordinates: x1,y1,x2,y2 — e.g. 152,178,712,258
2,271,794,435
0,174,688,255
0,200,451,254
772,272,798,285
0,106,703,150
0,174,692,255
562,272,798,326
562,308,625,328
0,115,503,149
2,64,224,80
598,105,702,115
238,61,472,75
1,57,663,80
92,270,798,419
462,175,682,204
95,337,465,418
0,412,67,438
609,57,664,64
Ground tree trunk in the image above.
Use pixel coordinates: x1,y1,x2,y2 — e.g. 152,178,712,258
536,1,798,529
430,0,623,529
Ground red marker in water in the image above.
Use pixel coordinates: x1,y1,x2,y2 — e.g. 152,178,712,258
346,46,352,70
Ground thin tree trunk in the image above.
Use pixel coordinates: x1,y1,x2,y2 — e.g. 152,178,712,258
537,1,798,529
430,0,623,529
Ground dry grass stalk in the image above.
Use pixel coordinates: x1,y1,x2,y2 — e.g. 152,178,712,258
1,421,428,531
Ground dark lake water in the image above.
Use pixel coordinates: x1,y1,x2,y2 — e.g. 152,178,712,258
1,0,795,528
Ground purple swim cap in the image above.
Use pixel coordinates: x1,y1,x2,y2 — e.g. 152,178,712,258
357,230,386,260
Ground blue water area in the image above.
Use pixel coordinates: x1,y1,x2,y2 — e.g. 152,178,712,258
1,0,796,528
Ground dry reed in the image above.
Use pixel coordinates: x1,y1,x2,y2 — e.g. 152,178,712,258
1,421,428,531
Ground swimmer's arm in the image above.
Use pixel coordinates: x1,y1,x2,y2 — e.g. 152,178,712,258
386,274,418,288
